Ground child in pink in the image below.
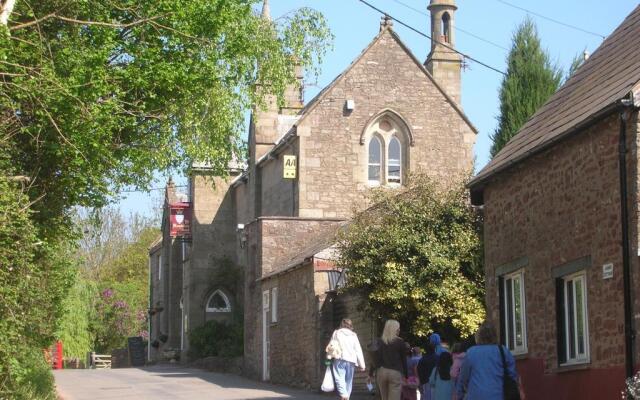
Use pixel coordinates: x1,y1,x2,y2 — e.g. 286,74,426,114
450,343,466,400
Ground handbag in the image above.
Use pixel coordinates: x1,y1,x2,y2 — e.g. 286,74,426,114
498,345,521,400
321,362,337,392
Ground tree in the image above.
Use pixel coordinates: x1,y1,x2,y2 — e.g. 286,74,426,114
0,0,332,233
336,176,485,341
0,3,331,396
490,18,562,157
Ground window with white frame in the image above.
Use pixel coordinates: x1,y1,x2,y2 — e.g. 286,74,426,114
387,136,402,184
363,115,409,187
557,272,589,365
206,290,231,313
500,270,527,354
271,287,278,323
368,136,382,185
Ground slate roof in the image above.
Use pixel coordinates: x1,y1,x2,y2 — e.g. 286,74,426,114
259,222,347,281
469,5,640,189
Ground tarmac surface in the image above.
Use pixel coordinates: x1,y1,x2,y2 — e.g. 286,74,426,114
54,364,334,400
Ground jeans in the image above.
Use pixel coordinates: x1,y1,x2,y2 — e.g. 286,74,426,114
333,359,355,398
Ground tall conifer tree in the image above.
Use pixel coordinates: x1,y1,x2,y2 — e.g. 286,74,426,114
490,18,562,157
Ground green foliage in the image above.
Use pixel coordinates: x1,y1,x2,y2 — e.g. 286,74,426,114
337,176,485,341
567,51,586,79
57,278,97,360
1,0,333,231
188,320,244,359
490,18,562,157
0,177,75,399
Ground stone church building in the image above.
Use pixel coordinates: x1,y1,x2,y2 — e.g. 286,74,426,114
149,0,476,390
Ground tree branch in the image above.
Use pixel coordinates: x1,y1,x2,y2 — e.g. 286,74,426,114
0,0,17,26
9,12,166,31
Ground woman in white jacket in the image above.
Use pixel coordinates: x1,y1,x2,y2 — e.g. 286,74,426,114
326,318,366,400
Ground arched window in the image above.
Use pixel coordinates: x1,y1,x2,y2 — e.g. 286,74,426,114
206,290,231,312
368,136,382,185
387,136,401,184
441,12,451,43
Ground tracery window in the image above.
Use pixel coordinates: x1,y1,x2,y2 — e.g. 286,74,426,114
206,290,231,313
363,113,409,187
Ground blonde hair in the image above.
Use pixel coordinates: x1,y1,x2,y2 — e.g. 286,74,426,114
381,319,400,344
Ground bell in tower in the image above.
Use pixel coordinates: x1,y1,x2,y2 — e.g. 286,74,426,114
425,0,463,105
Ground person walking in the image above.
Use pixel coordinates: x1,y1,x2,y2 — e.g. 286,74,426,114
401,347,421,400
368,319,410,400
449,343,466,400
429,352,454,400
327,318,366,400
456,322,522,400
416,343,437,400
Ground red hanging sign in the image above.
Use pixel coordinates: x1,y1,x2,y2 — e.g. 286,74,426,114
170,202,191,238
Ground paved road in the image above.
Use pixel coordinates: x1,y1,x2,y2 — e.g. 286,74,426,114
54,364,332,400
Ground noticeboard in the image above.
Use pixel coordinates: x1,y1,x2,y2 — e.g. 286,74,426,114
283,155,297,179
127,336,146,367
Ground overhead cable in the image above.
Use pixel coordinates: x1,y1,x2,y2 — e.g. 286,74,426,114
357,0,507,75
495,0,605,39
390,0,510,51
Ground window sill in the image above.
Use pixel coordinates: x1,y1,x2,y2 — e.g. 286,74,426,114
554,361,590,373
513,353,529,360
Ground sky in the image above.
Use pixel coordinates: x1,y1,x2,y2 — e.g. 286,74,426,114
116,0,639,217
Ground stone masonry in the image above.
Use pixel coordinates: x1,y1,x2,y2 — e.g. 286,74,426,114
481,112,640,398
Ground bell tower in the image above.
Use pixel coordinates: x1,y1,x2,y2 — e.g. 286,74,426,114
425,0,463,105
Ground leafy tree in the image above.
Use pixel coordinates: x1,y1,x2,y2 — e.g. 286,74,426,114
0,0,332,231
336,176,485,341
0,175,74,398
490,18,562,157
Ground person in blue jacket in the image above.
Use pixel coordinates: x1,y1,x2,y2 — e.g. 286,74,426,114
456,322,520,400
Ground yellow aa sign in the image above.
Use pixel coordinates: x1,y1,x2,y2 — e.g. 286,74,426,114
283,155,297,179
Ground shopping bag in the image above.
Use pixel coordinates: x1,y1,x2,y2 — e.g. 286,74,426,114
321,365,335,392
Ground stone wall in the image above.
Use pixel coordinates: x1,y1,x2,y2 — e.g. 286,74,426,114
185,173,242,359
243,217,343,380
482,113,636,398
259,146,298,217
296,29,475,219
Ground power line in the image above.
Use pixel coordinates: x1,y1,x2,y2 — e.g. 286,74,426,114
118,185,187,194
357,0,507,75
390,0,510,51
495,0,605,39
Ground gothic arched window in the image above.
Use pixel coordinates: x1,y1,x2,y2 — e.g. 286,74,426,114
368,136,382,185
206,290,231,313
442,12,451,43
387,136,402,184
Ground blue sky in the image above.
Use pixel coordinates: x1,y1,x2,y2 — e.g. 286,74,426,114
116,0,639,217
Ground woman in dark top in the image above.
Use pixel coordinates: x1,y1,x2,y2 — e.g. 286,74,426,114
367,319,410,400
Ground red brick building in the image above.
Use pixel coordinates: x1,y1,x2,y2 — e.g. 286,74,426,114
469,6,640,399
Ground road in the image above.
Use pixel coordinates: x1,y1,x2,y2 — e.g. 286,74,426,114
54,364,332,400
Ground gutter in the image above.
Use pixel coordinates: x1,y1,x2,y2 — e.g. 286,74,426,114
619,92,636,380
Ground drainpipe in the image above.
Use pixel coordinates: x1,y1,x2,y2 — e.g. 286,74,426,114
619,95,635,380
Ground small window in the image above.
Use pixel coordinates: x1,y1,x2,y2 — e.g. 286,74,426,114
271,287,278,323
206,290,231,312
158,255,162,281
387,136,401,185
557,272,589,365
441,12,451,43
500,270,527,354
368,136,382,185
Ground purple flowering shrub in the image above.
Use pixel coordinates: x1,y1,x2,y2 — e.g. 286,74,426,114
91,285,147,353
